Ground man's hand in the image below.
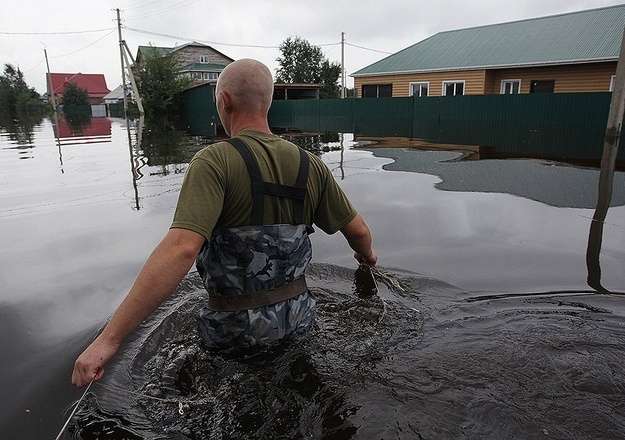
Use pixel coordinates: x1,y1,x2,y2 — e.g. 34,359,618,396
70,228,204,387
72,336,120,386
355,250,377,267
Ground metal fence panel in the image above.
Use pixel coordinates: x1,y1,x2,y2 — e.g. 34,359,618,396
182,88,623,160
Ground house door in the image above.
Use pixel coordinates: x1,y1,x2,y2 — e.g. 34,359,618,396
530,80,555,93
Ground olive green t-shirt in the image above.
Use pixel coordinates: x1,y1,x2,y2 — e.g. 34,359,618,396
171,129,357,239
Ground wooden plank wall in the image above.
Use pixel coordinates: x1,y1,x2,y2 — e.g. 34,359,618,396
353,70,487,97
485,62,616,93
353,62,617,97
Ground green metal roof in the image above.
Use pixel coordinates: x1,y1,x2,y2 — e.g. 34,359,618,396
180,63,228,72
353,4,625,77
137,45,172,59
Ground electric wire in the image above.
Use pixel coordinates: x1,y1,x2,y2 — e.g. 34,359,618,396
344,41,393,55
0,27,114,36
124,26,341,49
50,30,116,58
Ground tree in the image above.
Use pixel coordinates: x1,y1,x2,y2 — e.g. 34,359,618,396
319,60,341,99
135,52,191,123
0,64,43,116
62,82,89,107
276,37,341,98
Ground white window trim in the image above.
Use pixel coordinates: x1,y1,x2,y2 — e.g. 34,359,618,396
409,81,430,97
199,55,209,64
610,75,616,92
441,80,466,96
500,79,522,94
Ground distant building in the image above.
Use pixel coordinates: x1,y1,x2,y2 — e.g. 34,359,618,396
46,73,110,104
273,84,321,100
352,5,625,97
102,85,129,105
135,42,233,84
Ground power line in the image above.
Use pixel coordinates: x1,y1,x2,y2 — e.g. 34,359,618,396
51,30,116,58
124,26,281,48
345,42,392,55
0,27,114,36
125,26,340,49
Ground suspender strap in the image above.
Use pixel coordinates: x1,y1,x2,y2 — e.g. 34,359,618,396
292,147,309,224
225,137,310,225
226,137,265,224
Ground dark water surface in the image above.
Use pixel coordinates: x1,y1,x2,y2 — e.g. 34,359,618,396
1,116,624,439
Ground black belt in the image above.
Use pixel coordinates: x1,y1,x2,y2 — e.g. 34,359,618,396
207,277,308,312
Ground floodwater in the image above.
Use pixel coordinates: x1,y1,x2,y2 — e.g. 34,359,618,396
1,114,625,439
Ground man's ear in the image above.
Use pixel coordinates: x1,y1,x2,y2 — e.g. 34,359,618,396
220,91,233,113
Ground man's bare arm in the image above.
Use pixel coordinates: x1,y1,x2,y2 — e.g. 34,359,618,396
341,214,377,266
72,228,205,386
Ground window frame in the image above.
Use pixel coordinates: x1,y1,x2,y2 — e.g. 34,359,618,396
409,81,430,97
361,83,393,98
441,80,466,96
610,75,616,92
199,55,209,64
500,79,522,95
529,80,555,93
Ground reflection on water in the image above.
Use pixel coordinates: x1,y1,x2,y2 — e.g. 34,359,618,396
362,148,625,209
0,114,624,438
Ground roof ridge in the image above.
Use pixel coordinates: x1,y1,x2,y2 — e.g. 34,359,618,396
436,3,625,35
352,33,440,75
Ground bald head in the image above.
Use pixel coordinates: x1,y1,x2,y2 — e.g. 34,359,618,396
216,59,274,116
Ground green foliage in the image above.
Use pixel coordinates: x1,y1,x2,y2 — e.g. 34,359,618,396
276,37,341,98
62,82,90,107
135,51,191,122
319,60,341,99
0,64,44,117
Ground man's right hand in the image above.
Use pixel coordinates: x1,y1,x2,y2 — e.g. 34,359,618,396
72,335,120,387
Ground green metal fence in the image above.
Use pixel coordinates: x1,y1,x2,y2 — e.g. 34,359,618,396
182,84,219,137
182,85,621,160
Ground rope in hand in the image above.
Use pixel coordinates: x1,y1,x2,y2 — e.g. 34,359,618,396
54,376,96,440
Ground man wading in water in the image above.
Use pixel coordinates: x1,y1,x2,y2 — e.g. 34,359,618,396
72,59,377,386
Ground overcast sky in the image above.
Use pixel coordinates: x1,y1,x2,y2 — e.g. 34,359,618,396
1,0,624,93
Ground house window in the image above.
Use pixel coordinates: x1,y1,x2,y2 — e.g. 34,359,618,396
530,80,555,93
610,75,616,92
409,82,429,97
442,81,465,96
361,84,392,98
500,79,521,94
199,55,209,63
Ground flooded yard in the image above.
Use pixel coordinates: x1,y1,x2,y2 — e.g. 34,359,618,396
1,115,625,439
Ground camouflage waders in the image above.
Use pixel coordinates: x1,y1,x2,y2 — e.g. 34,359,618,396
195,137,315,348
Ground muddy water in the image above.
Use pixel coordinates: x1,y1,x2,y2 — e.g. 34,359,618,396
72,265,625,439
1,116,625,439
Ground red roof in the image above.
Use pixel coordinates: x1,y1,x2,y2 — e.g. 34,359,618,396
47,73,110,98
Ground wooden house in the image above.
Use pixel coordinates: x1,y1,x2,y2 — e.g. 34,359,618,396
135,42,233,84
352,5,625,97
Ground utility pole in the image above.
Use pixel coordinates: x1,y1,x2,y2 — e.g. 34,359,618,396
341,32,346,99
44,48,57,112
116,8,128,117
586,24,625,291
